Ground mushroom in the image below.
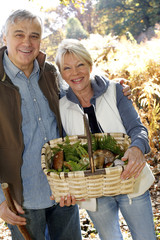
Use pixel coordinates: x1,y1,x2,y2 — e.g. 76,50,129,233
93,149,115,169
51,150,64,170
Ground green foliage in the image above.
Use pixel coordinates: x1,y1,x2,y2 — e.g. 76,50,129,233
92,135,126,158
59,0,86,7
56,136,81,162
64,161,88,171
65,17,89,39
38,0,160,44
96,0,160,37
50,136,90,173
50,134,126,173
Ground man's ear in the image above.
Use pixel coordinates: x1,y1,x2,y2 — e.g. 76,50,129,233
3,35,7,46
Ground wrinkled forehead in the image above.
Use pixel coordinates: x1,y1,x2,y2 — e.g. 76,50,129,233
5,17,42,36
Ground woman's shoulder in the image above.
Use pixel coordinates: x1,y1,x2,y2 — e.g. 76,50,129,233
60,95,67,104
59,95,73,108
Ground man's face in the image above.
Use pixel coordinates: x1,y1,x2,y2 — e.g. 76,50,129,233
3,18,42,75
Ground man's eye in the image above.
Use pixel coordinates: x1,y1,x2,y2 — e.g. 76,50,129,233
31,35,39,39
16,34,23,37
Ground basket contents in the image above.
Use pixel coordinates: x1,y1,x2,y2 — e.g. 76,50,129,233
48,134,128,174
41,133,135,202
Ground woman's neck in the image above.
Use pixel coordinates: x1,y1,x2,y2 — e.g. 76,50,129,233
75,88,93,108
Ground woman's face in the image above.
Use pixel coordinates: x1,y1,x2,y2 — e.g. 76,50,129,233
60,53,92,94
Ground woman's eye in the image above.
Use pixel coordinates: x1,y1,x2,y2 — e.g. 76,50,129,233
64,67,70,70
78,63,84,67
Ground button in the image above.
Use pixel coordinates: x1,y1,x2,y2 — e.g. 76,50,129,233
39,117,41,121
44,137,47,141
33,98,36,102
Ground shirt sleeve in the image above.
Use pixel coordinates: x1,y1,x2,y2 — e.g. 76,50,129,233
116,83,150,154
0,187,6,205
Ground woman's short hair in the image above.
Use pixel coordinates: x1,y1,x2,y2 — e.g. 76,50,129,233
55,39,93,71
3,9,43,36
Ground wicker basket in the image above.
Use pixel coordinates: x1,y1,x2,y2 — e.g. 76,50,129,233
41,133,135,203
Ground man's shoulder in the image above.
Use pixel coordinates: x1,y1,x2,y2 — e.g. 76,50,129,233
44,61,57,72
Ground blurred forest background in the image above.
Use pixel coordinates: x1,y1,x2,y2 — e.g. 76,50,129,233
0,0,160,238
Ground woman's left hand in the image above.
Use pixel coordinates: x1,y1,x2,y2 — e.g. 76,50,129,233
121,146,146,180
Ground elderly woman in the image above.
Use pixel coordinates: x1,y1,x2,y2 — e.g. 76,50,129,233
54,39,156,240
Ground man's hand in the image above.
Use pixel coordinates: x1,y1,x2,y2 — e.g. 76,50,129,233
120,79,133,100
0,200,26,225
50,194,85,207
121,146,146,180
59,194,76,207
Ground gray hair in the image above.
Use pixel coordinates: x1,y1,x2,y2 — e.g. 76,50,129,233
55,39,93,72
3,9,43,36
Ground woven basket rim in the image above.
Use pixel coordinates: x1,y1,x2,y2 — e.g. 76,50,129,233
43,132,130,147
41,132,131,177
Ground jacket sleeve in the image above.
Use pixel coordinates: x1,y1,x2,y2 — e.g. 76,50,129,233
116,83,150,154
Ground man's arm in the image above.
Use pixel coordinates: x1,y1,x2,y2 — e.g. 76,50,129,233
119,79,133,100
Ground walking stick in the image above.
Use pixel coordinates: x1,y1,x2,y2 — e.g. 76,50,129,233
1,183,32,240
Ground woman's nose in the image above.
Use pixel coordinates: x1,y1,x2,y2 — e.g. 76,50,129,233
72,67,78,75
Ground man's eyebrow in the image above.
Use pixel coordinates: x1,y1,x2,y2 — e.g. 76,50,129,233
31,32,41,36
14,30,40,36
14,30,24,33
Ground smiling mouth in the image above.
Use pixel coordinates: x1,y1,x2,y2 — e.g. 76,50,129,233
72,78,83,83
19,49,32,53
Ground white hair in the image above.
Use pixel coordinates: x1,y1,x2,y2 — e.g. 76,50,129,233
55,38,93,72
3,9,43,37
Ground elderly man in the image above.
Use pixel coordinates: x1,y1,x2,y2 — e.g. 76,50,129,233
0,9,81,240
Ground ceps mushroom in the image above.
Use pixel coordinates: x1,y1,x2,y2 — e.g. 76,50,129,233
93,149,115,169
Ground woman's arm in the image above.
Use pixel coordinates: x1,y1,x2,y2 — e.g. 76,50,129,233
116,83,150,179
116,83,150,154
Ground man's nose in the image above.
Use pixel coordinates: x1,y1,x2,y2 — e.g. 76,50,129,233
23,36,31,45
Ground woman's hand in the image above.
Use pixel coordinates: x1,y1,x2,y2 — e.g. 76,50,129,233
0,200,26,225
121,146,146,180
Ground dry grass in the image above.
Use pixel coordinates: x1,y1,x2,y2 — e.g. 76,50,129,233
82,34,160,153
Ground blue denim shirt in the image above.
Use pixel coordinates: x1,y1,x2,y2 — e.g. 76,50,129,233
2,51,59,209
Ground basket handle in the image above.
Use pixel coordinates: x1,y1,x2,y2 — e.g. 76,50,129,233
83,114,95,173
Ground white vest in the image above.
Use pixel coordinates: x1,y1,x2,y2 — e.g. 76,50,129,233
60,81,126,135
59,81,155,211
